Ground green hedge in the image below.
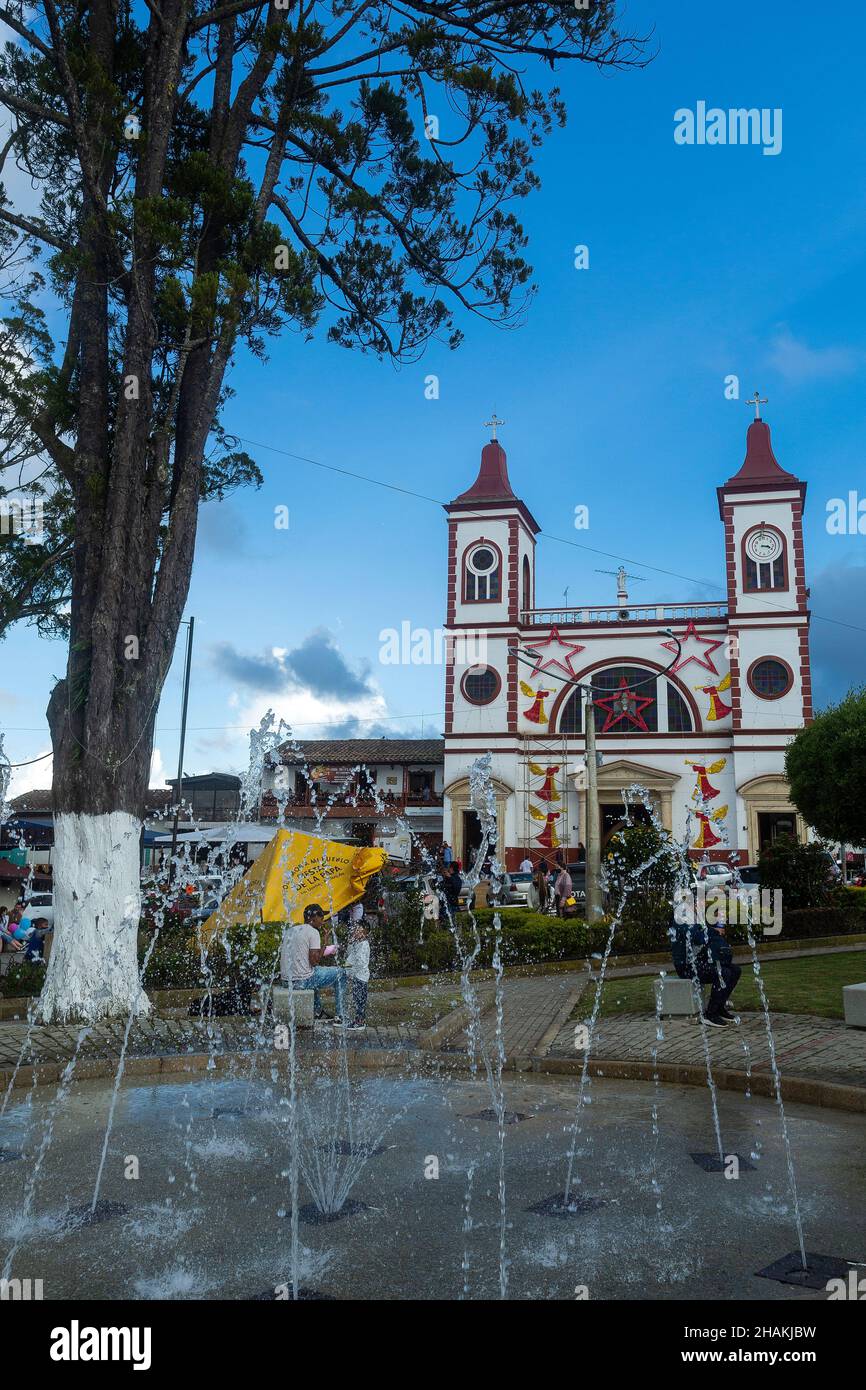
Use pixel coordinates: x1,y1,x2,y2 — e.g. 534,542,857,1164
0,959,45,997
141,921,282,992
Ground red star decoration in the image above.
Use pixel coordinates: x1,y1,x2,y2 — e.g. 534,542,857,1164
660,620,724,676
593,677,655,732
525,626,585,679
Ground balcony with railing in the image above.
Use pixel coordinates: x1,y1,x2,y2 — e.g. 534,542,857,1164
257,788,443,820
521,600,727,627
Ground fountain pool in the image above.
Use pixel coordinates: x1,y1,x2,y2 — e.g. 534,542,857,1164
1,1069,863,1301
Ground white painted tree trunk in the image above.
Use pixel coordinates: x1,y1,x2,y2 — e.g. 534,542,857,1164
36,811,151,1024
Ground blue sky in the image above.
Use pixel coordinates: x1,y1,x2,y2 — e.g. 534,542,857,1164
4,0,866,793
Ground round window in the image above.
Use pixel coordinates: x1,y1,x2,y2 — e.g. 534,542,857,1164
468,546,496,574
748,658,792,699
462,666,500,704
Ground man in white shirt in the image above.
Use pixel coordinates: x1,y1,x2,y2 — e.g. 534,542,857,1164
519,856,533,874
280,903,347,1023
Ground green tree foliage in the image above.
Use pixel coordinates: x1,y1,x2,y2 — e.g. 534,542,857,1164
785,688,866,846
757,834,835,911
604,821,682,934
0,0,647,823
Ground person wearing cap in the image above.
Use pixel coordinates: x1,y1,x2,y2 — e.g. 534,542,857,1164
280,903,347,1024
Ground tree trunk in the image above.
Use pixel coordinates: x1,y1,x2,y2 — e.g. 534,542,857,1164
36,809,149,1025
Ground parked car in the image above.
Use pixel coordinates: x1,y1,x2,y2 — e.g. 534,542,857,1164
170,875,225,923
695,864,735,888
500,870,535,908
736,865,761,886
565,865,587,905
22,891,54,927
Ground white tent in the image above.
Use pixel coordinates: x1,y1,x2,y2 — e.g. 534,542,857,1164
153,825,277,845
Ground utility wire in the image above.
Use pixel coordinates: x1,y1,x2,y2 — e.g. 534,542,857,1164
233,433,866,638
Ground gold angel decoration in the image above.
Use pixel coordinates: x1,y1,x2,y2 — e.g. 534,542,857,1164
685,756,727,804
692,805,728,850
528,802,560,849
520,680,550,725
529,761,561,802
694,671,732,722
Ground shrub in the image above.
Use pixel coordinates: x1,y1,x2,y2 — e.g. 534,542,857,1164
0,959,46,997
774,906,864,941
141,921,283,992
604,824,682,933
758,834,835,910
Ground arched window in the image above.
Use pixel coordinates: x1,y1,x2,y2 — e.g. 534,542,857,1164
743,525,787,592
464,541,501,602
522,555,531,612
558,665,694,734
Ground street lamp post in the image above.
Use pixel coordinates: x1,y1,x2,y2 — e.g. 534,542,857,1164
584,685,603,921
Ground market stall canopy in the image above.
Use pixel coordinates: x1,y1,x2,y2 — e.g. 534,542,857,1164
198,828,387,943
153,825,277,845
0,858,30,879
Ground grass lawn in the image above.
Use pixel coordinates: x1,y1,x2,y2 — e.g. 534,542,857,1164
587,951,866,1022
366,985,484,1029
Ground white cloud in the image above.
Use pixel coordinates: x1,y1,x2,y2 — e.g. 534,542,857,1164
766,326,862,383
8,748,52,798
192,684,390,770
149,747,167,788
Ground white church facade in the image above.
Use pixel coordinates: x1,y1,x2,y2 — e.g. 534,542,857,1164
441,411,813,872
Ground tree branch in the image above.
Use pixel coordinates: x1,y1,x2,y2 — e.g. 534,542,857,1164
0,206,66,250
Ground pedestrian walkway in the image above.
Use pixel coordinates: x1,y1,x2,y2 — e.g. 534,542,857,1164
545,1005,866,1090
437,972,582,1067
1,959,864,1099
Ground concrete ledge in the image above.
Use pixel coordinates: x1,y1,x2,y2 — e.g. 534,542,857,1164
2,1040,864,1116
272,985,314,1028
418,1000,477,1051
658,977,699,1016
534,1055,866,1113
843,982,866,1028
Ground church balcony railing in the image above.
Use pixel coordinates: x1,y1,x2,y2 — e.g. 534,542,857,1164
520,601,728,626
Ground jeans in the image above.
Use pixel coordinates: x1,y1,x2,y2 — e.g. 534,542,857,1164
351,980,368,1024
694,961,741,1016
291,967,346,1018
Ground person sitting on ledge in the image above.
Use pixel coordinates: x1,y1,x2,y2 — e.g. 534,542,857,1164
281,902,347,1025
670,897,741,1028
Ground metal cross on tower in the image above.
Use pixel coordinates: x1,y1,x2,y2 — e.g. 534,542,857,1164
746,390,768,420
484,412,505,441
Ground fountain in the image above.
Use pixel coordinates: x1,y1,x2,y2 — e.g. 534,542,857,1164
0,733,862,1301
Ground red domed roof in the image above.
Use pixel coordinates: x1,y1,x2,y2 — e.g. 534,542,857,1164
724,419,798,487
453,439,516,502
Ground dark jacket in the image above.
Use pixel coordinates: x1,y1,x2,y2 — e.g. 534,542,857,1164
441,870,463,909
670,917,732,977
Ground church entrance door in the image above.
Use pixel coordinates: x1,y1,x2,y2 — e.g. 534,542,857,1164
601,801,652,848
462,810,483,870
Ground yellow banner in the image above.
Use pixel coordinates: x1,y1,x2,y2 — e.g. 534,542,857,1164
198,829,387,942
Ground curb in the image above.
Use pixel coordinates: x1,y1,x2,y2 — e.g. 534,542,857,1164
2,1040,864,1117
536,1055,866,1114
